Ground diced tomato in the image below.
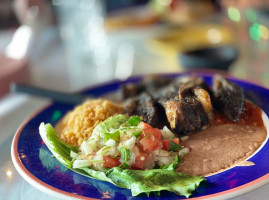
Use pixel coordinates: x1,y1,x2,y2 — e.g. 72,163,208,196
139,128,163,152
162,138,180,151
138,122,152,129
103,156,121,168
131,151,148,169
141,128,162,139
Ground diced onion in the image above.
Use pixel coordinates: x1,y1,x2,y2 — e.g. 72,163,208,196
97,146,117,157
143,153,155,170
80,139,98,155
125,151,136,166
105,139,116,146
178,147,190,157
122,136,136,150
73,160,91,168
154,149,171,157
80,141,92,155
156,156,175,166
92,155,104,170
70,150,78,159
161,126,175,140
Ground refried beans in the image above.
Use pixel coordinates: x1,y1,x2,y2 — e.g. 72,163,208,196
177,101,267,176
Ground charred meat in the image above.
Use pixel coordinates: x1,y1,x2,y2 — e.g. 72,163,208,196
212,75,245,122
120,83,144,99
124,92,165,127
120,75,173,100
142,75,173,96
163,87,213,135
178,77,209,99
193,88,214,122
120,74,245,135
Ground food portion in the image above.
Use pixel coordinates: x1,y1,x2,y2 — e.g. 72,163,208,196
178,122,266,176
212,75,245,122
120,75,267,176
55,99,124,146
39,118,205,198
39,74,268,198
120,75,246,135
71,115,189,171
122,76,215,134
162,85,213,134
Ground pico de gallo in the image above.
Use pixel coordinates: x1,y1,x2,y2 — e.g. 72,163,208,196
71,114,189,171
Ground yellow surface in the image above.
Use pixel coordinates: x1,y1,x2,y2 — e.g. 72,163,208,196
148,24,234,70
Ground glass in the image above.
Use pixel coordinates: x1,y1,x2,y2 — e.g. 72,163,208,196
53,0,113,90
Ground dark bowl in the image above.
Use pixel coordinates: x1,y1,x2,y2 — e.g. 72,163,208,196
179,46,238,71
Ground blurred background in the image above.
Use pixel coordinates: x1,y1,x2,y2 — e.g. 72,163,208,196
2,1,269,200
1,0,269,96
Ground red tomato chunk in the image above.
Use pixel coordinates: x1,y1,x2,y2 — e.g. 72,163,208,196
103,156,121,168
131,151,148,169
139,127,163,152
162,138,180,151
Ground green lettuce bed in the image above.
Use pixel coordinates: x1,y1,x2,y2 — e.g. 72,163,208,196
39,123,205,198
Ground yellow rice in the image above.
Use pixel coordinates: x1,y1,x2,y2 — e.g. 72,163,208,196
55,99,124,146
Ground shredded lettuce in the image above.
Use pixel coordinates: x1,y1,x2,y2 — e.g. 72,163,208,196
93,114,128,137
119,147,131,169
39,122,205,198
104,130,120,142
127,116,141,126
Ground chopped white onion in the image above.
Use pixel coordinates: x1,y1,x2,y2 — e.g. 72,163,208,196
161,126,175,140
80,140,96,155
97,146,117,157
73,160,91,168
125,151,136,166
154,149,171,157
156,156,175,166
105,139,116,146
92,155,104,170
178,147,190,157
137,122,145,130
70,150,78,159
122,136,136,150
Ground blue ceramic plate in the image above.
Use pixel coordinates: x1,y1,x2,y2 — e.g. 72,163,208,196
11,72,269,200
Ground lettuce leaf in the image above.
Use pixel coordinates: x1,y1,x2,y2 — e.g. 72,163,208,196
39,123,205,198
39,123,78,166
104,167,204,197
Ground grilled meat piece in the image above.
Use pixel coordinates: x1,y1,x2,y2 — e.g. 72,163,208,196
164,96,210,134
121,83,144,99
193,88,214,122
120,75,173,100
152,76,201,101
124,92,166,127
178,77,209,99
212,75,245,122
142,75,173,95
152,81,181,101
162,79,214,135
163,99,182,131
123,97,138,115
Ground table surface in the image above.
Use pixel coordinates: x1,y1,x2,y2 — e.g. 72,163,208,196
1,9,269,200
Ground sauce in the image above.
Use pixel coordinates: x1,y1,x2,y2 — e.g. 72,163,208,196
214,101,264,127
